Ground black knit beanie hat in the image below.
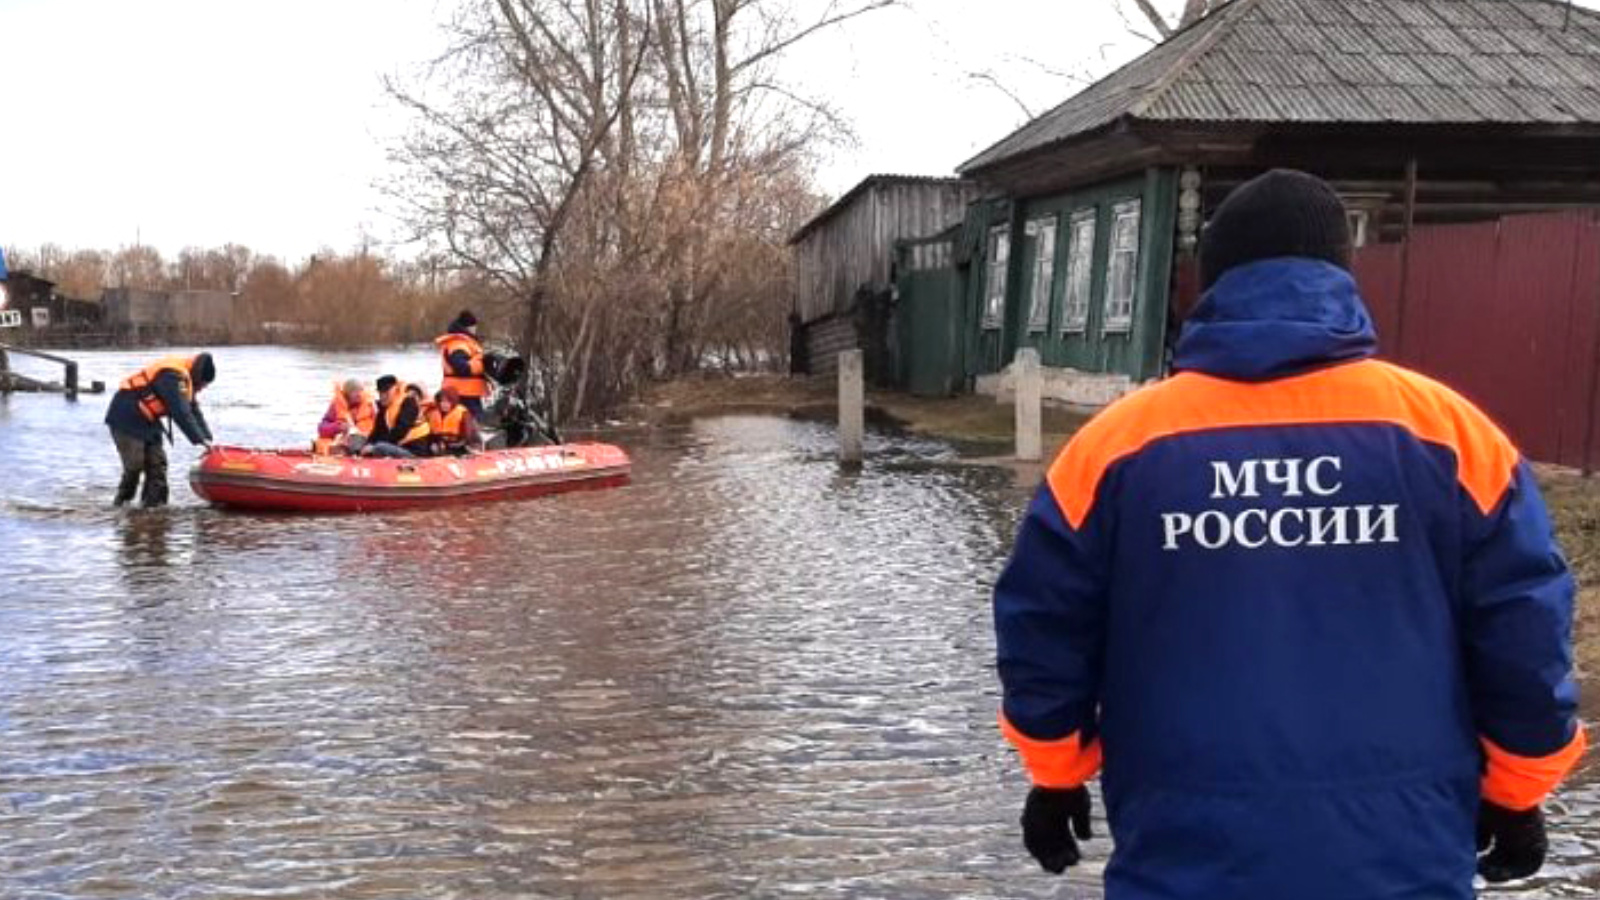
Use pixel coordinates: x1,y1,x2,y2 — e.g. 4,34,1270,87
450,309,478,333
1200,169,1353,289
191,352,216,388
376,374,397,394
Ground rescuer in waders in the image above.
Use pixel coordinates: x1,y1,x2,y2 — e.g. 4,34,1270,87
105,353,216,507
993,169,1586,900
435,309,489,419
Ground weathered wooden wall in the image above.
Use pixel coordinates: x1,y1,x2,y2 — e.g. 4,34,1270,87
805,315,859,379
792,178,981,324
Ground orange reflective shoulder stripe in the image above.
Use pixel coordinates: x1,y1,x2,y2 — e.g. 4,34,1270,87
999,711,1103,788
1046,359,1521,529
1481,728,1589,811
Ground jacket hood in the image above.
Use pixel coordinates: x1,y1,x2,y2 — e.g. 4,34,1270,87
1173,258,1377,381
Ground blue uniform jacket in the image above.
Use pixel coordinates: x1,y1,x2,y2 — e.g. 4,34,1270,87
995,258,1585,900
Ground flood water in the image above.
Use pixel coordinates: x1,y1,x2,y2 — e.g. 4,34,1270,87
1,345,1596,898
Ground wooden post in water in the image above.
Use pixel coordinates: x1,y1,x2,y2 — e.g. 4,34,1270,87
0,343,104,396
838,349,864,466
1015,347,1042,462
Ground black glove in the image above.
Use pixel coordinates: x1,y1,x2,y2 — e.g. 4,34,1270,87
1476,800,1547,883
1021,785,1093,874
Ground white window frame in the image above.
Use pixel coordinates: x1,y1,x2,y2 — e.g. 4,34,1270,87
1102,199,1142,334
982,224,1009,330
1059,208,1096,334
1339,193,1386,249
1024,215,1058,333
1346,209,1371,248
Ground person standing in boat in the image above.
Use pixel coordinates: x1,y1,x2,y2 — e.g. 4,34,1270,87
105,352,216,507
435,310,489,419
363,375,428,459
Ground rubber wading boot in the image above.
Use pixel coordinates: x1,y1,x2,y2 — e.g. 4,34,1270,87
114,472,140,507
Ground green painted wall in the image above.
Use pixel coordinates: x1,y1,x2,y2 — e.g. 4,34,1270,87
960,198,1013,383
964,168,1178,383
893,235,966,396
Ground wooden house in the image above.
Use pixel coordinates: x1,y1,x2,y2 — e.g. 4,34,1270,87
898,0,1600,402
0,270,103,335
789,174,980,379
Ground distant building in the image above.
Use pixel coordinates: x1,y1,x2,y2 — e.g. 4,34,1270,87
0,270,104,335
893,0,1600,404
103,288,235,340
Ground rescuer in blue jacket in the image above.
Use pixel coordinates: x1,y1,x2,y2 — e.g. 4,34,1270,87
994,170,1586,900
105,353,216,507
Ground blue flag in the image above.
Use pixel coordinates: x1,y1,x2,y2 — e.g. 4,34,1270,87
0,246,8,281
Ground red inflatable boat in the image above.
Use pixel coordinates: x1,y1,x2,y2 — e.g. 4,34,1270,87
190,443,631,512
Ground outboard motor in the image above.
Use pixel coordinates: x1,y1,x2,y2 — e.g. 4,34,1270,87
483,348,526,388
479,344,561,448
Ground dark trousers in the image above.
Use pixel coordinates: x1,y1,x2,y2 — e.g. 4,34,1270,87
461,396,485,419
112,429,168,507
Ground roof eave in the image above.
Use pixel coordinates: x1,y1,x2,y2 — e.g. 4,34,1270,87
786,174,973,245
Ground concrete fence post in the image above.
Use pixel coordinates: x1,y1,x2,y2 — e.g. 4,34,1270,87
1015,347,1042,462
839,349,864,466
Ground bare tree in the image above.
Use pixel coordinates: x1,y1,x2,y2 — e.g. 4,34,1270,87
644,0,895,375
109,245,167,290
387,0,651,392
388,0,893,423
171,245,254,292
53,249,110,298
1124,0,1214,40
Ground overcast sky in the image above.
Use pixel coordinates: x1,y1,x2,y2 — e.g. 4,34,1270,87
4,0,1594,262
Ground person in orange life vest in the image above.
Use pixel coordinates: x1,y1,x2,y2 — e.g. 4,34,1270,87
363,375,427,459
995,170,1585,900
104,352,216,507
425,386,479,456
398,384,434,455
435,309,488,419
315,378,376,455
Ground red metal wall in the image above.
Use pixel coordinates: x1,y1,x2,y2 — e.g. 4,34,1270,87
1354,211,1600,470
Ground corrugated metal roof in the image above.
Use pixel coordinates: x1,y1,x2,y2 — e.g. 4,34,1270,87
787,174,975,246
960,0,1600,174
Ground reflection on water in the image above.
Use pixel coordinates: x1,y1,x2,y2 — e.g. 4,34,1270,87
1,347,1595,898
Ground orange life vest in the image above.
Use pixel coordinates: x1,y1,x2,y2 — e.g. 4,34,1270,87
331,381,377,437
119,356,197,422
384,385,432,446
426,403,469,444
435,332,488,398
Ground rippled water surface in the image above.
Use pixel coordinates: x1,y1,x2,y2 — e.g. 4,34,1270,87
2,346,1596,898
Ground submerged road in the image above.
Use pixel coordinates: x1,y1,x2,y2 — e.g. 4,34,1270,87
0,346,1593,898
